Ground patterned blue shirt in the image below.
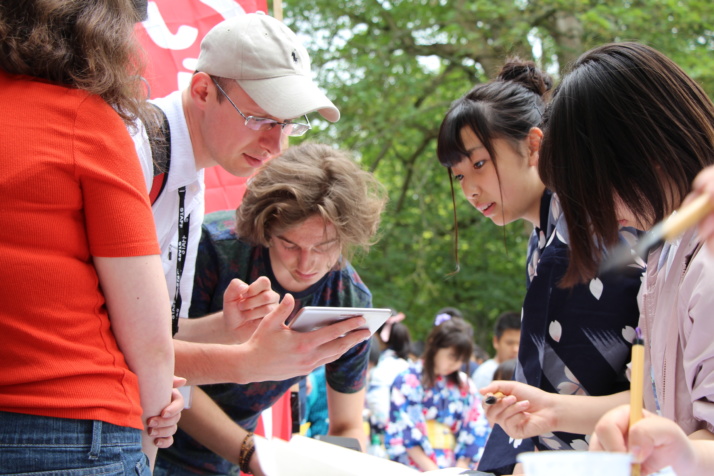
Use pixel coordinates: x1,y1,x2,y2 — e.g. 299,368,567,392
157,210,372,475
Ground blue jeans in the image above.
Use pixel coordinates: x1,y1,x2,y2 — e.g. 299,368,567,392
0,411,149,475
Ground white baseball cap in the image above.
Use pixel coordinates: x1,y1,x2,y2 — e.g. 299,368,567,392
195,12,340,122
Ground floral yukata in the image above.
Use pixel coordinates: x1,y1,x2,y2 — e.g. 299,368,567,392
384,361,490,470
477,190,644,474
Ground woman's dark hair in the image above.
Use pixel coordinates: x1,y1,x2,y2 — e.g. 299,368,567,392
385,322,412,361
539,42,714,286
409,340,425,360
492,358,517,381
494,311,521,339
436,306,463,318
421,318,474,390
438,58,551,169
436,58,552,269
0,0,154,127
368,336,382,367
472,344,489,364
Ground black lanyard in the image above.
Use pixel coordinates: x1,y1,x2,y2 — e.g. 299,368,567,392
171,185,190,335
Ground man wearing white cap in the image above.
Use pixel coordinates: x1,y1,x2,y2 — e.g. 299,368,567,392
133,12,370,460
135,10,340,336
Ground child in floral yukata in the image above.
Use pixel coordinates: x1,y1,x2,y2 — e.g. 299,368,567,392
385,318,489,471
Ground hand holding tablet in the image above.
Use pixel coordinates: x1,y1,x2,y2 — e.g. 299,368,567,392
287,307,392,335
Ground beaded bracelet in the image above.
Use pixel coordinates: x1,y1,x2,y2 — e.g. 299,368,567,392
238,431,255,474
241,443,256,474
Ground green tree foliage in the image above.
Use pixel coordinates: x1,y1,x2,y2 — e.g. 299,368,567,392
279,0,714,348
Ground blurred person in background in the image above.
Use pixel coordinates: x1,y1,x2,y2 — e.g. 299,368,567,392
492,359,517,382
432,306,464,326
471,312,521,390
471,344,490,372
302,365,329,438
366,313,412,445
432,307,482,378
385,319,489,471
409,341,425,363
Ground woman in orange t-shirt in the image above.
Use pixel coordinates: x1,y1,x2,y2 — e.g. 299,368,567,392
0,1,175,473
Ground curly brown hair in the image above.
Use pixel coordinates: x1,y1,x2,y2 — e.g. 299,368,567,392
0,0,154,127
235,142,387,263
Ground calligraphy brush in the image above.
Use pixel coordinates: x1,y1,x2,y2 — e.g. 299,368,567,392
629,327,645,476
599,194,714,275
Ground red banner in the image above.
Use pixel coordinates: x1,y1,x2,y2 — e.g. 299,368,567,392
136,0,267,99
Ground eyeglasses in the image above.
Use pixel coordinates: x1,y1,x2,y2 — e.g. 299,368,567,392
211,78,311,137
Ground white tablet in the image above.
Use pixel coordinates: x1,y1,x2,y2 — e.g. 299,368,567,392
287,306,392,335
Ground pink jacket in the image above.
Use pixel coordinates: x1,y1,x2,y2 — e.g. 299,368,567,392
639,227,714,435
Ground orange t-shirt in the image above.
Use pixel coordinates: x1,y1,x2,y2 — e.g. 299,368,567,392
0,71,160,430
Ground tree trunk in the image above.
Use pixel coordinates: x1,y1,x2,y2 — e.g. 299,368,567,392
552,11,584,70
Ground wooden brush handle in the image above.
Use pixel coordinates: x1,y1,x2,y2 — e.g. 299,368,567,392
662,194,714,240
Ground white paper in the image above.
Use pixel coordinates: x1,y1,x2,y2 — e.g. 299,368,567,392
254,435,469,476
518,451,632,476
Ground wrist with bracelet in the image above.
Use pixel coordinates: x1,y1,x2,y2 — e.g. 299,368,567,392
238,431,256,474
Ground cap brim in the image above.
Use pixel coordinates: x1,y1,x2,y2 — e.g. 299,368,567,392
237,75,340,123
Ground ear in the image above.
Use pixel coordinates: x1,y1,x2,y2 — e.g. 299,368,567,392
187,72,213,111
527,127,543,166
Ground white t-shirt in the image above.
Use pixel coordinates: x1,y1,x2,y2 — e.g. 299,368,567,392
132,91,205,319
471,358,499,391
366,349,410,430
